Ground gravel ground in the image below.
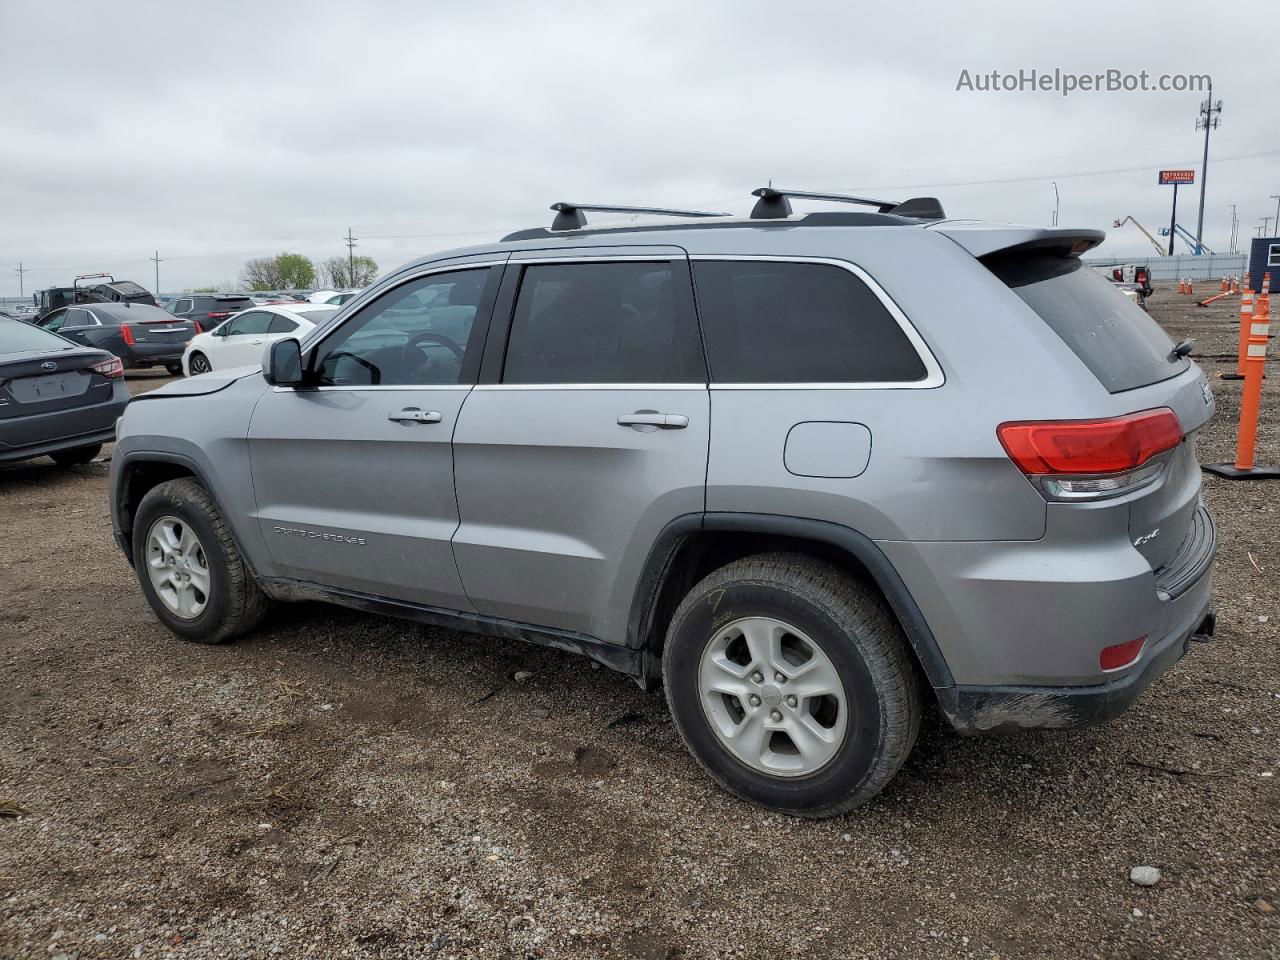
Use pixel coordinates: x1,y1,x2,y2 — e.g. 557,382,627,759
1,293,1277,960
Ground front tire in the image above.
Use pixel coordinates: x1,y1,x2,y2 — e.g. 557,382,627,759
131,478,267,644
49,443,102,466
662,553,921,818
164,362,183,376
187,352,211,376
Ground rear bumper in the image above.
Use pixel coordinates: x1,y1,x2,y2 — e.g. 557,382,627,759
123,343,188,366
939,600,1214,733
0,384,128,463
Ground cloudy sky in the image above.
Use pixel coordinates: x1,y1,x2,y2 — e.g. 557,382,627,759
2,0,1276,296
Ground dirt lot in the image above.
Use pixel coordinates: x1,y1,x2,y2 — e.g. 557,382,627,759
2,292,1277,960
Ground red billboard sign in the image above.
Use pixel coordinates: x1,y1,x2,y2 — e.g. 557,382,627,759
1159,169,1196,185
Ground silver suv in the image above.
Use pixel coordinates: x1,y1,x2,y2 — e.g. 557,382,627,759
110,190,1217,817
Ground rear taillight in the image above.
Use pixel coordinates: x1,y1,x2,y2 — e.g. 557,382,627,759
207,311,229,321
193,321,203,334
90,356,124,379
997,408,1183,500
1100,636,1146,671
120,323,135,345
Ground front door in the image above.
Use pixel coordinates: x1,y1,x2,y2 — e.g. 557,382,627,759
214,310,274,368
247,260,504,608
451,250,710,643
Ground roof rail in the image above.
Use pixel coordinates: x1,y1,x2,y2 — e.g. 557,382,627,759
749,187,945,221
549,202,728,231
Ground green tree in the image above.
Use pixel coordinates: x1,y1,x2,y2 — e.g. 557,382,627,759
239,252,316,291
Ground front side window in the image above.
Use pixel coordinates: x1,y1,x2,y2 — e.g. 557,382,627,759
40,309,67,332
692,260,927,384
311,267,493,386
502,261,703,384
172,299,193,315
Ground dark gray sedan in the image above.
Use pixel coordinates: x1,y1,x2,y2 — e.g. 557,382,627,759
0,318,130,465
38,302,199,375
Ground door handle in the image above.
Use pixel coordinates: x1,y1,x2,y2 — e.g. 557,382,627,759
617,412,689,429
388,408,443,424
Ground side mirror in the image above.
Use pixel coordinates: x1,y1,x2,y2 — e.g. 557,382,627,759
264,338,304,386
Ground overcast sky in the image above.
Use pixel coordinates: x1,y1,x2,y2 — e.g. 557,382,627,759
2,0,1276,296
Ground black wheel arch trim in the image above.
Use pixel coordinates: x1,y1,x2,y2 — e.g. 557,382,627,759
626,511,955,691
111,450,258,580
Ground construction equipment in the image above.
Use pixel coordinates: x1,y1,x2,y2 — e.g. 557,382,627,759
1112,216,1167,256
1159,224,1216,255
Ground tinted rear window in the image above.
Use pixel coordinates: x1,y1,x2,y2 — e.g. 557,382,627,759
983,254,1186,393
692,261,927,383
0,318,77,355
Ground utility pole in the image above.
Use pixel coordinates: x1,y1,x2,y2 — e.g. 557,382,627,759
1194,82,1222,254
15,262,27,299
149,250,164,295
1271,196,1280,238
1052,182,1059,227
344,228,357,286
1229,204,1239,253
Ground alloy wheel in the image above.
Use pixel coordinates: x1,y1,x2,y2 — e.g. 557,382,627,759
145,516,211,619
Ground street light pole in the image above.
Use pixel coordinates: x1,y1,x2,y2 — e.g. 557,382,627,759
1271,196,1280,237
1052,181,1059,226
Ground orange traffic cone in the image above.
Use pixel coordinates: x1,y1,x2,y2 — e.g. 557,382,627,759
1205,287,1280,478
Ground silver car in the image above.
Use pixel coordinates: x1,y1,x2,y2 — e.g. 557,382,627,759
109,191,1216,816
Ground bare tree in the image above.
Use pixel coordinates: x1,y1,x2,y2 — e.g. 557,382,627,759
240,257,283,291
321,255,379,289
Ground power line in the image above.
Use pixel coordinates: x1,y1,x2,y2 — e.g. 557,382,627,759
1195,83,1223,252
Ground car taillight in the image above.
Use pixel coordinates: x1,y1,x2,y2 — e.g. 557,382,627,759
120,323,135,345
1100,636,1146,671
90,356,124,379
997,408,1183,500
207,311,229,320
193,321,203,334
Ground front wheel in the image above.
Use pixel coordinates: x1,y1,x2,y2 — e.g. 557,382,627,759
187,352,211,376
662,553,921,818
165,362,183,376
132,478,267,644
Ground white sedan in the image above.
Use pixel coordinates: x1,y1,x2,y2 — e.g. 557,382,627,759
181,303,337,376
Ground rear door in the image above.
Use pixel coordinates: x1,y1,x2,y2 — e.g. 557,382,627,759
247,258,503,607
451,248,709,643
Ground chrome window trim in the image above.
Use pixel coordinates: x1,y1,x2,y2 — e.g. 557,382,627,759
271,384,474,393
474,383,706,391
689,254,944,390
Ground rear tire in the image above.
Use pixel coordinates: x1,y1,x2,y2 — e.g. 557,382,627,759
187,352,211,376
49,443,102,466
662,553,921,818
164,362,183,376
131,478,267,644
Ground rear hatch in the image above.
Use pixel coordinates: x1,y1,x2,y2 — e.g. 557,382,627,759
126,314,199,345
953,226,1212,582
200,296,255,325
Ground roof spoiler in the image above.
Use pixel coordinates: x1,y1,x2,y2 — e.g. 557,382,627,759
932,224,1106,259
750,187,946,221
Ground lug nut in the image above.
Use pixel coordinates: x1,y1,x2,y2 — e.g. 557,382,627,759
774,672,786,683
770,710,782,722
786,695,797,708
751,671,764,683
748,694,761,707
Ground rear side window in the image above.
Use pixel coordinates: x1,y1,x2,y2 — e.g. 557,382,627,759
692,261,927,383
268,316,299,333
983,253,1186,393
502,261,704,384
